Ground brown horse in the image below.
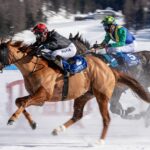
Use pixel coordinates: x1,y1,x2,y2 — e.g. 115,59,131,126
70,33,150,120
0,40,149,143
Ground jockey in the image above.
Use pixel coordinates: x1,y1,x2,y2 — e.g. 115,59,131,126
92,16,136,64
31,23,77,76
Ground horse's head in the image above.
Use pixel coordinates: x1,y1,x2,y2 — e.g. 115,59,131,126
69,33,91,54
0,39,32,71
0,39,10,70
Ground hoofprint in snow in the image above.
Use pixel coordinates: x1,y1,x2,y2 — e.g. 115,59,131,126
0,19,150,150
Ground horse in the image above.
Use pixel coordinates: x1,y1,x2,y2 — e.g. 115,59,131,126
70,33,150,121
0,39,149,143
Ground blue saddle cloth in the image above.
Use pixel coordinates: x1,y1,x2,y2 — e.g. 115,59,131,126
62,55,87,74
117,52,140,67
102,52,140,68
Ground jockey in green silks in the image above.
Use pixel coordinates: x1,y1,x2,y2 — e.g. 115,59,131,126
93,16,136,54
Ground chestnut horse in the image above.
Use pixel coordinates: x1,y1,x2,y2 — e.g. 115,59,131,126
0,40,149,143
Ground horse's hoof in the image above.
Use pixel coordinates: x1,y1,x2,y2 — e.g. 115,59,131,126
88,139,105,147
96,139,105,145
51,125,66,136
7,119,14,125
126,107,135,114
30,122,37,130
51,129,59,136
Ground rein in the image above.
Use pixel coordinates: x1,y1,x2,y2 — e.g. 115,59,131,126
28,56,45,76
0,44,45,75
14,49,45,76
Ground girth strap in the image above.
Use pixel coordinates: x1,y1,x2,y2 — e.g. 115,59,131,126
62,75,69,100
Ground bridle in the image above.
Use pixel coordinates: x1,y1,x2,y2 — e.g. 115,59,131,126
0,43,9,71
0,42,45,75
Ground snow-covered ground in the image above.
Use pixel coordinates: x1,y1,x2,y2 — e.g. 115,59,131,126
0,19,150,150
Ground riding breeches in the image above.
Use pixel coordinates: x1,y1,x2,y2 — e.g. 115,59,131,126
51,43,77,60
107,41,136,53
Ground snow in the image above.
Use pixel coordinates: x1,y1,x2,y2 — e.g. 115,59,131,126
0,19,150,150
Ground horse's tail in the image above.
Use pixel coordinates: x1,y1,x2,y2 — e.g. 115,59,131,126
112,69,150,103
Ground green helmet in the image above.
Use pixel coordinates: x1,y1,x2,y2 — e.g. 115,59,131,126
101,16,116,25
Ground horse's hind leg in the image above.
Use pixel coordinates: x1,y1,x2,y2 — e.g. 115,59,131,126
110,88,135,118
52,92,93,135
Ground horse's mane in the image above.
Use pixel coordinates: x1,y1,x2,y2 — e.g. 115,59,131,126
69,33,90,49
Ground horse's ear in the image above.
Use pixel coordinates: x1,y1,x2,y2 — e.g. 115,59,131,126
75,32,79,39
69,33,73,39
79,35,82,40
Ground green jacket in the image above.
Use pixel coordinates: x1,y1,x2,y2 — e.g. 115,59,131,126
102,25,135,48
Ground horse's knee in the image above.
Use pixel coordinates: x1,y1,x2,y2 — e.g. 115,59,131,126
15,98,21,107
15,97,26,107
103,117,110,127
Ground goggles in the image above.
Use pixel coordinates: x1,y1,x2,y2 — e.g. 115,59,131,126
103,23,110,30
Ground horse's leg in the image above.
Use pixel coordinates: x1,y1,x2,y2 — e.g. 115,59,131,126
94,91,110,144
110,88,135,118
23,109,37,129
13,96,37,129
7,86,49,125
52,92,93,135
110,88,123,115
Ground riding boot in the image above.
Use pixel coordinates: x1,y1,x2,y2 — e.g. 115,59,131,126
116,52,123,64
53,56,70,77
42,52,70,77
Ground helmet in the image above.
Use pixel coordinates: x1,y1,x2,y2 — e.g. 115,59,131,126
101,16,116,25
101,16,116,32
32,23,48,34
32,23,48,41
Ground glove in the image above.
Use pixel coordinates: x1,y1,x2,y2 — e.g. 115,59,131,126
36,48,52,57
107,44,112,47
34,45,45,57
100,43,108,49
93,43,108,49
93,43,100,49
38,44,49,50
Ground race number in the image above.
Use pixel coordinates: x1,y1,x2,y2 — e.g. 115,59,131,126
127,54,136,60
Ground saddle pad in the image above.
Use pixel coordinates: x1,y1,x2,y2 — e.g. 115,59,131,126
63,55,87,74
